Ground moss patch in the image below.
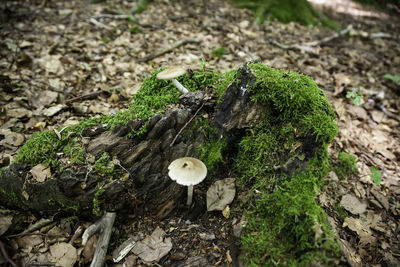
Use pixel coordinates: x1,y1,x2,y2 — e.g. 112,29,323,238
15,66,224,169
334,152,358,180
234,63,340,265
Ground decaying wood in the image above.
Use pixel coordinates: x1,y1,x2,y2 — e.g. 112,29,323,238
0,62,325,220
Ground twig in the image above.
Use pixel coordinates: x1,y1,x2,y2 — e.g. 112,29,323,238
269,24,353,55
137,38,201,63
65,90,103,104
82,212,116,267
170,102,204,147
0,240,18,267
23,218,54,233
89,18,113,30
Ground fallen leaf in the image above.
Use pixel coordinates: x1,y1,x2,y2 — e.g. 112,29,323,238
131,227,172,263
83,235,98,263
48,243,77,267
31,164,51,182
343,217,372,238
222,205,230,219
7,107,32,118
43,104,64,117
0,130,24,146
0,210,13,235
30,90,58,108
207,178,236,211
340,194,367,215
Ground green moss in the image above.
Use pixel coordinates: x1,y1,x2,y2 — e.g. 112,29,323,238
93,188,105,217
94,152,115,176
233,63,340,265
211,47,226,59
248,63,337,143
215,69,236,102
15,131,60,167
15,66,225,169
334,152,358,180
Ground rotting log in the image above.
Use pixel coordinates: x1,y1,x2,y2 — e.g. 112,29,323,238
0,62,341,264
0,62,332,219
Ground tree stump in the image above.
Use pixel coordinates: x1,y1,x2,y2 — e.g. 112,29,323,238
0,62,336,221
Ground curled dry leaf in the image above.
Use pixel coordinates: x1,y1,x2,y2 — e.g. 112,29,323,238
31,164,51,182
131,227,172,263
207,178,236,211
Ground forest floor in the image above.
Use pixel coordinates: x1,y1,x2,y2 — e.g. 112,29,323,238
0,0,400,266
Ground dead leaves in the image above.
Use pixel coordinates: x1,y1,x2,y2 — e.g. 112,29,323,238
131,227,172,263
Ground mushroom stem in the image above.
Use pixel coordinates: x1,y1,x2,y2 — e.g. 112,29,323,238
187,185,194,206
172,79,189,94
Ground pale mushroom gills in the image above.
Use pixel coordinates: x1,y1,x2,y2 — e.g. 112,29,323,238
156,66,189,94
168,157,207,206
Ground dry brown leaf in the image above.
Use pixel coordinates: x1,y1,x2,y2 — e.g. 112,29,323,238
131,227,172,263
340,194,367,215
31,164,51,182
48,242,77,267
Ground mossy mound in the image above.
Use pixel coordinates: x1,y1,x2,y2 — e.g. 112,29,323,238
228,63,340,265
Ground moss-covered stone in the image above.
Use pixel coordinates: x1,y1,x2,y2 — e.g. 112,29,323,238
334,152,358,180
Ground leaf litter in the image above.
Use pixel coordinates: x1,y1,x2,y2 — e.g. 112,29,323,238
0,0,399,265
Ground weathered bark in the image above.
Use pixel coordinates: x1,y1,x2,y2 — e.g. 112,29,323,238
0,62,323,218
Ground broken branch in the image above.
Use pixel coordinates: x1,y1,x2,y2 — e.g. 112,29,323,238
83,212,116,267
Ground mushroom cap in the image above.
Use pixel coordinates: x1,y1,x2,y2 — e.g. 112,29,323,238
168,157,207,186
156,66,187,80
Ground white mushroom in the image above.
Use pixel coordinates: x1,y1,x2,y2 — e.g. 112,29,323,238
156,66,189,94
168,157,207,206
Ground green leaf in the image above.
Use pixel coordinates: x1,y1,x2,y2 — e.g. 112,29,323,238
370,166,382,187
384,74,400,85
346,91,356,99
353,95,363,106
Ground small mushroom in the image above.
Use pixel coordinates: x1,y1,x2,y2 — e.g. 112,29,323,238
168,157,207,206
156,66,189,94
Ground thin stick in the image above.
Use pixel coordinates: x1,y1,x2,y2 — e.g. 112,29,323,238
269,24,353,55
0,240,18,267
137,38,201,63
82,212,116,267
66,90,103,104
170,102,204,147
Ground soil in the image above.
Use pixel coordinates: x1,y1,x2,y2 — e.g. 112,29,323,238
0,0,399,266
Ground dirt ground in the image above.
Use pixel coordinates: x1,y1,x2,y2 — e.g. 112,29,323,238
0,0,399,266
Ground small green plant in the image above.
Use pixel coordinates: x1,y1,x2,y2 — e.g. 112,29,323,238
334,152,358,180
128,26,141,34
384,74,400,85
100,37,111,44
211,47,226,59
370,166,382,186
346,88,363,106
94,152,115,176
